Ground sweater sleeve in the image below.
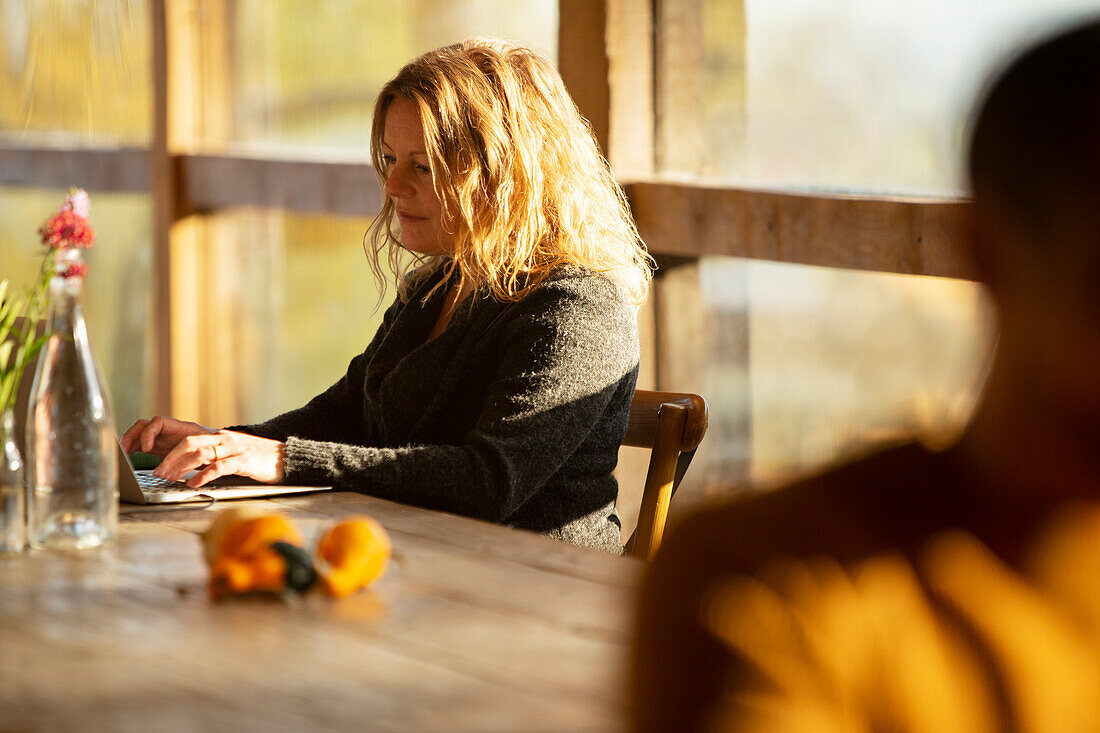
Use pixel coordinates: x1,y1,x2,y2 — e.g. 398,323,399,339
226,297,405,446
279,276,639,522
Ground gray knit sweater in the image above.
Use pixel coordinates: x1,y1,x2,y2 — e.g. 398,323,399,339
231,264,639,554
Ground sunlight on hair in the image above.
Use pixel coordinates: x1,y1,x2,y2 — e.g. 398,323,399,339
365,37,652,306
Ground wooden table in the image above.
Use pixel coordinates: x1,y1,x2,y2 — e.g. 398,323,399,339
0,492,642,732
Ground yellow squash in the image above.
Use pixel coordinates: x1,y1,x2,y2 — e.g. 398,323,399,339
316,516,392,599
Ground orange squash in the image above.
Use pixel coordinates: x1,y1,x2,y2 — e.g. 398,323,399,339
201,507,264,565
315,516,392,598
206,513,314,600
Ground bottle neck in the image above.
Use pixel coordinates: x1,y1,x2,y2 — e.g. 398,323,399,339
46,250,87,334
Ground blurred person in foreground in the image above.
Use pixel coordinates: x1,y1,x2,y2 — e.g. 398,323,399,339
122,38,651,554
633,20,1100,731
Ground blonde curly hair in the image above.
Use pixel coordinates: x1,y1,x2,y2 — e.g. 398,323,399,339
365,37,652,305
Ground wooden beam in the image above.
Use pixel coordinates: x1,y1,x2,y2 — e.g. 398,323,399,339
653,0,746,179
0,144,386,220
627,182,975,280
162,0,239,424
0,145,150,191
151,0,175,415
606,0,655,177
559,1,654,176
559,0,611,156
655,0,703,174
0,142,973,281
179,155,384,217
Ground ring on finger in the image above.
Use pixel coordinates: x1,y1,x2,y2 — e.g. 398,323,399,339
212,445,219,463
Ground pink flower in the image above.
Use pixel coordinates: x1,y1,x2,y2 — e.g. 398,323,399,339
37,189,96,281
39,189,96,250
38,210,96,249
66,188,91,219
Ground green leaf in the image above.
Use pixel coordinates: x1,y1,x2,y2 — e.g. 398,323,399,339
0,302,19,352
0,306,14,340
0,284,16,323
21,334,47,365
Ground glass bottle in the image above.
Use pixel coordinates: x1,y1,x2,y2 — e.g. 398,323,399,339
0,408,25,553
26,248,118,550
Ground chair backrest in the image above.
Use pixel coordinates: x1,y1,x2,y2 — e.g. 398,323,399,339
622,390,708,560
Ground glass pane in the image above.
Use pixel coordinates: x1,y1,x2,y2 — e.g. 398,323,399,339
667,257,996,497
0,0,151,146
675,0,1100,195
744,260,994,483
191,209,391,427
0,187,154,430
198,0,557,156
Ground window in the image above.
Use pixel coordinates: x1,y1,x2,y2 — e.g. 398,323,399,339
0,0,151,146
641,0,1096,501
170,0,559,424
2,1,1068,513
0,188,154,427
175,209,387,425
1,0,558,429
0,0,153,428
192,0,557,156
670,0,1100,194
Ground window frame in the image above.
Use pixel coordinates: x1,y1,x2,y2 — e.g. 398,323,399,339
0,0,974,419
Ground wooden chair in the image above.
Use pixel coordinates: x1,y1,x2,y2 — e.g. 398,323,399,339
622,390,708,560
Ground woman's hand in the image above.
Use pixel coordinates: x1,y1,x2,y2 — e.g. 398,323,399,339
152,429,287,488
121,416,215,457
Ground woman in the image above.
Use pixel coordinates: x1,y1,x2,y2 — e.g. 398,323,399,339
122,38,650,553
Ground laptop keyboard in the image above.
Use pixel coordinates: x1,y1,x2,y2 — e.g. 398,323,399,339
135,472,192,493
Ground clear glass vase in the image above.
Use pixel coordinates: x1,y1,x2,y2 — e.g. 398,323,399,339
1,408,25,553
26,248,118,550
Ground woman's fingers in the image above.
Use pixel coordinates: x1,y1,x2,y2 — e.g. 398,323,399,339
205,431,285,484
121,416,215,457
120,419,151,454
153,433,216,480
140,416,171,454
187,451,232,489
152,430,286,487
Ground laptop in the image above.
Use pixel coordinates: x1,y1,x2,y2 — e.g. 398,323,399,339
117,440,331,504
